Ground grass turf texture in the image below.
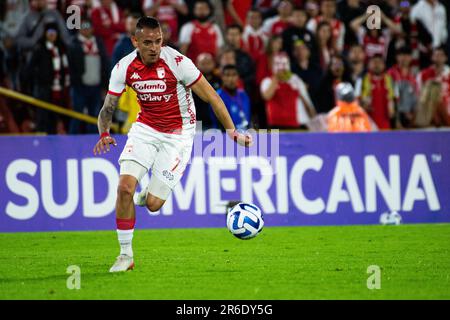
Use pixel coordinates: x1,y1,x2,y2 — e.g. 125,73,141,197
0,224,449,300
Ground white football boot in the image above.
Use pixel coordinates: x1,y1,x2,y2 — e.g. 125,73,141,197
134,185,149,207
109,255,134,272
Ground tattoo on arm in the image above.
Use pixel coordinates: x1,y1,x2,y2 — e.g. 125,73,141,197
98,94,119,134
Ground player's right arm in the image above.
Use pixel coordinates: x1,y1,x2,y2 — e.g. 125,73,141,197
93,55,129,155
93,94,119,155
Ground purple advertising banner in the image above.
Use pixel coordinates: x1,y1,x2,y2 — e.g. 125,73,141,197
0,131,449,232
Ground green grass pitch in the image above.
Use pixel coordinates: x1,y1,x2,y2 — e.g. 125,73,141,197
0,224,449,300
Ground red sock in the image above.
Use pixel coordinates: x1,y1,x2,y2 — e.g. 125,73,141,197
116,218,136,230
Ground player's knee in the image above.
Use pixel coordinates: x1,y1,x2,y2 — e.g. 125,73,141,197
117,182,134,200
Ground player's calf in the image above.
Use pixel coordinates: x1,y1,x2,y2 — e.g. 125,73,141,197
146,193,165,212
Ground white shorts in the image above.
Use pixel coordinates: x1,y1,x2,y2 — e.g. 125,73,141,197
118,122,194,190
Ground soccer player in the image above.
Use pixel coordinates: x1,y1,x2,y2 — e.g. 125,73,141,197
93,17,252,272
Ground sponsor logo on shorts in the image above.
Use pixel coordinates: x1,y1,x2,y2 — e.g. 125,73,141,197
132,80,167,93
162,170,174,181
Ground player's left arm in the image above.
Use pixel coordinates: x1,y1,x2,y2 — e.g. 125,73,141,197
191,76,253,147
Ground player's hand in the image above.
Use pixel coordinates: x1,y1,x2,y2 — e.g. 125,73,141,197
93,133,117,155
228,129,253,147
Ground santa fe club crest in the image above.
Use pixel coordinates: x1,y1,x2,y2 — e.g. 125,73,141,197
157,67,165,79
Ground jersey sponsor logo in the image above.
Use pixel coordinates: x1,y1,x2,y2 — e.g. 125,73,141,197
185,91,196,124
132,80,167,93
157,67,165,78
175,55,183,66
138,93,173,102
130,72,141,80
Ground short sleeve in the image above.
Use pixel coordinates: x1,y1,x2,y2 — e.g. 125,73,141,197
179,55,202,87
108,61,127,96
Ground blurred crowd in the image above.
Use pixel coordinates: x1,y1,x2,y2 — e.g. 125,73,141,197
0,0,449,134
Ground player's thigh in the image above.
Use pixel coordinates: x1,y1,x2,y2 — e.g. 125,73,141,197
146,173,172,207
118,132,159,173
119,160,148,187
152,135,194,192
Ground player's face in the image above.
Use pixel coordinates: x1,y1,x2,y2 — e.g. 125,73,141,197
133,27,163,65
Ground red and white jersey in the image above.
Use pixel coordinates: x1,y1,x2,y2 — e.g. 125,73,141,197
417,65,450,109
262,16,291,36
108,46,202,135
179,20,224,62
242,25,267,60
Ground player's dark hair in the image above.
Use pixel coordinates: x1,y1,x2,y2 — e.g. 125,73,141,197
227,24,243,34
222,64,238,73
136,16,160,32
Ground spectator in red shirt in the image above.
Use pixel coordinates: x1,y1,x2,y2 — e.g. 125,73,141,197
224,0,253,27
91,0,126,57
242,8,267,62
179,0,224,62
417,46,450,118
350,10,401,62
260,52,316,128
417,46,450,92
388,0,433,73
262,0,293,36
307,0,345,52
356,54,396,130
142,0,188,44
388,46,418,128
415,80,450,127
256,35,284,86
